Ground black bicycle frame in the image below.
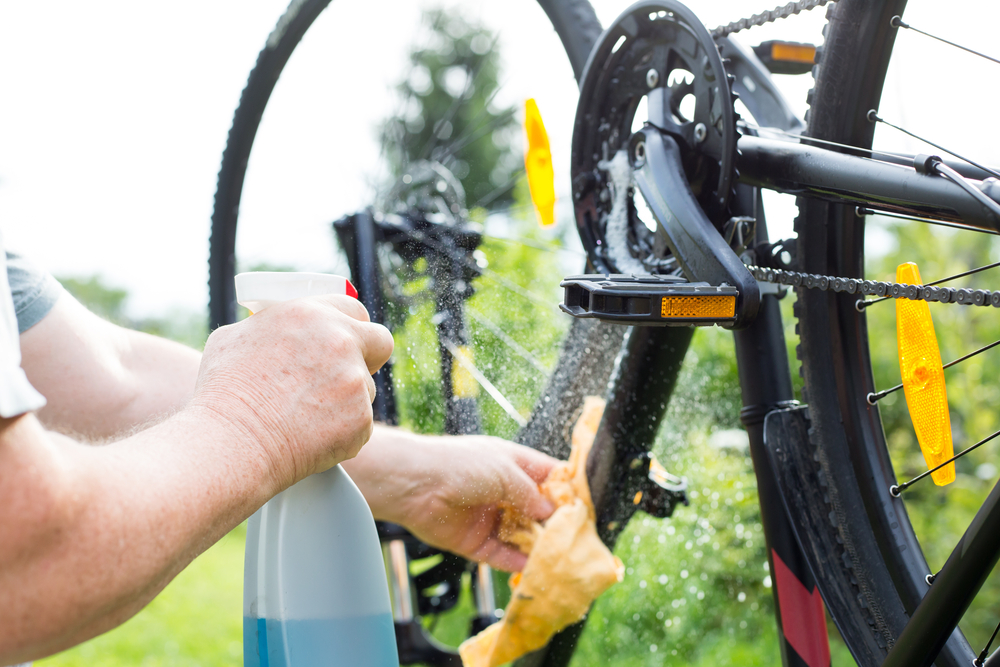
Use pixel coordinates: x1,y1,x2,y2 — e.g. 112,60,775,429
737,135,1000,233
631,122,1000,666
738,135,1000,667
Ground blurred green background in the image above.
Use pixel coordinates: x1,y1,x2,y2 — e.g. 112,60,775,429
36,7,1000,667
37,218,1000,667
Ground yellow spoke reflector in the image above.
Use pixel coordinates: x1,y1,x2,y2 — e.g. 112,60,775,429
451,345,480,399
524,98,556,227
896,262,954,485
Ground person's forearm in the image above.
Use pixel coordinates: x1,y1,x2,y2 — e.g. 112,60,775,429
341,424,429,523
0,409,275,663
20,295,202,440
111,328,202,431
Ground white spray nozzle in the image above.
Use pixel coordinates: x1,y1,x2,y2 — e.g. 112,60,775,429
235,271,359,314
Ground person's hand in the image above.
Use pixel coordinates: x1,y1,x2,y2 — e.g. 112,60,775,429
354,431,558,572
191,294,393,493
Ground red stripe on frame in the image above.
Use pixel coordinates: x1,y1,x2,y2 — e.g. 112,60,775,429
345,279,359,299
772,548,831,667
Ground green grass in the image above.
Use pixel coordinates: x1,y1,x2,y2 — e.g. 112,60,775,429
34,521,856,666
37,526,246,667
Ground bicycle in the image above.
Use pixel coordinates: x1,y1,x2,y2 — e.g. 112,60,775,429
209,0,1000,665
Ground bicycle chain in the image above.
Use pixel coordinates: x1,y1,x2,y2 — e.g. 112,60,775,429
711,0,832,38
711,1,1000,309
746,264,1000,308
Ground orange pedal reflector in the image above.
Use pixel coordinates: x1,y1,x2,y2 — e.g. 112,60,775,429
771,42,816,64
661,295,735,319
896,262,955,486
524,98,556,227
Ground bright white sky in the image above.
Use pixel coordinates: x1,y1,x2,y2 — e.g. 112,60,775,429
0,1,995,317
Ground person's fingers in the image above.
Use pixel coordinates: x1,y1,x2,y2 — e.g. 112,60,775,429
366,374,377,403
318,293,371,322
312,295,393,373
505,442,560,484
350,321,394,374
474,537,529,572
503,463,556,521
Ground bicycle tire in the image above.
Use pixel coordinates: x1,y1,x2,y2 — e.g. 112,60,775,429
207,0,615,459
207,0,602,331
794,1,975,664
207,0,629,662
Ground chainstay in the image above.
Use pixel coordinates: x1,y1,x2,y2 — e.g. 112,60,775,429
747,265,1000,308
711,0,832,38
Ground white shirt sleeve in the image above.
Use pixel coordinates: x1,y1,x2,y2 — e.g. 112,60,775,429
0,243,46,418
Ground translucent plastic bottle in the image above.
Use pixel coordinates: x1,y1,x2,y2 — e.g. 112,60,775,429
236,272,398,667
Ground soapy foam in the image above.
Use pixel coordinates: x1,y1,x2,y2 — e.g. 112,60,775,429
597,150,646,275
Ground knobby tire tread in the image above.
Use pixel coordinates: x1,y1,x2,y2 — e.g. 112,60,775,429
795,1,974,664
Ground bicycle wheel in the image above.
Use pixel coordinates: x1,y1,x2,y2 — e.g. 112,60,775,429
206,0,617,446
796,0,995,664
207,0,635,662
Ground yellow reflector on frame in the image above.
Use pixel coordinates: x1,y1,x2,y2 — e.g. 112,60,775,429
524,98,556,227
896,262,954,486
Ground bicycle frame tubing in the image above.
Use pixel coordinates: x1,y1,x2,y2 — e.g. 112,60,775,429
643,119,1000,665
731,185,832,667
882,477,1000,667
737,135,1000,233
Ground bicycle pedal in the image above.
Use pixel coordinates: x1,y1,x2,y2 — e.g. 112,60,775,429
560,274,738,326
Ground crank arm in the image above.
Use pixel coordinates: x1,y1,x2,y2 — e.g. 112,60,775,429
630,126,760,328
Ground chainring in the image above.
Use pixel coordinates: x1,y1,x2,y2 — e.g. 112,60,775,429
571,0,737,274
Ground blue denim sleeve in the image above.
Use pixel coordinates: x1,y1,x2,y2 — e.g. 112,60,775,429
6,251,63,334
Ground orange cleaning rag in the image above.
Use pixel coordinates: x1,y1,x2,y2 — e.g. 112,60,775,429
459,396,624,666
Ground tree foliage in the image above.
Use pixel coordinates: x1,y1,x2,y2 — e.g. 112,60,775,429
379,9,520,211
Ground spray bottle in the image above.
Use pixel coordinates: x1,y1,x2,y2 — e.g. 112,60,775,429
237,271,399,667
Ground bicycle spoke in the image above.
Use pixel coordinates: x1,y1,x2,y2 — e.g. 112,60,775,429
433,105,516,165
891,15,1000,68
442,338,527,427
975,618,1000,667
470,167,525,210
743,121,914,162
868,110,1000,181
867,339,1000,404
890,428,1000,496
417,32,502,164
483,232,586,257
467,307,552,375
857,207,1000,237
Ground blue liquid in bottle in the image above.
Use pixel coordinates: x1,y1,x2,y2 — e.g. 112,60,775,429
236,272,398,666
243,465,399,667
